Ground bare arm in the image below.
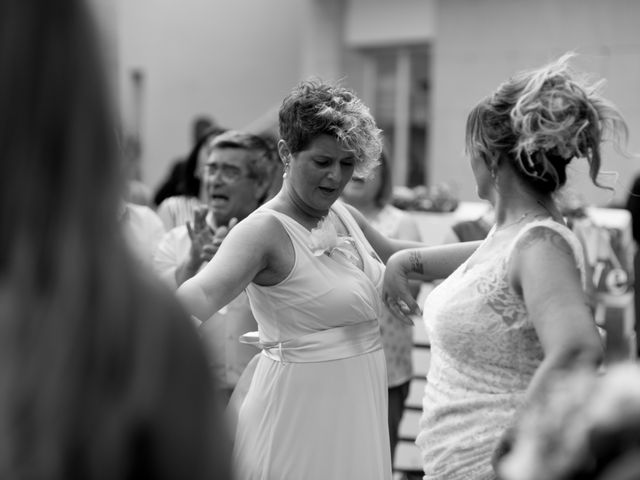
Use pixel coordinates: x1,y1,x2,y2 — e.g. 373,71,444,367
343,204,423,262
492,225,604,466
176,215,272,323
395,211,423,298
512,226,603,405
382,241,481,321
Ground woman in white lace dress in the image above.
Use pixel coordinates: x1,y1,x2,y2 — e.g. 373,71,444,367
382,53,629,480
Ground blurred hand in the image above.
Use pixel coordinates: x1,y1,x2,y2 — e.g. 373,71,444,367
186,206,215,264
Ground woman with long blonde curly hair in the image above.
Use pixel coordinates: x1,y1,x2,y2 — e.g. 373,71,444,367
383,53,630,480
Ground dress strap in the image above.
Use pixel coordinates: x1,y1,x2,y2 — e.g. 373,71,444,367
508,219,587,288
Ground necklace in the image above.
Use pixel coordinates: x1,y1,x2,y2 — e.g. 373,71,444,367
496,212,529,229
491,202,557,236
490,211,536,237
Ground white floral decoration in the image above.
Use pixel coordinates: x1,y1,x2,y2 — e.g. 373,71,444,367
308,216,351,256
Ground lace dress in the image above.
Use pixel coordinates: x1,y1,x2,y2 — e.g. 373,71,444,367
417,219,587,480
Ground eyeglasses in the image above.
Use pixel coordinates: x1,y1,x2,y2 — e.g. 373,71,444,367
203,163,247,183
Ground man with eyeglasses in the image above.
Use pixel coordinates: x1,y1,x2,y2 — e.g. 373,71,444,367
153,130,277,402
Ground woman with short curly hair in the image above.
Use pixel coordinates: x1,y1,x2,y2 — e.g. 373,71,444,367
178,79,425,479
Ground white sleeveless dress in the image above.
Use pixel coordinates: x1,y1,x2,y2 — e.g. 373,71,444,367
417,219,588,480
232,201,392,480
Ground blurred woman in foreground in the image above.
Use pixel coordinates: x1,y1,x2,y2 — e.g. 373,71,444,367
0,0,231,478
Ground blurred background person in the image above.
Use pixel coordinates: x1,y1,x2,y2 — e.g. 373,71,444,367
443,203,495,244
155,125,226,230
153,130,275,403
120,201,166,267
382,53,628,480
153,115,217,207
0,0,232,478
341,148,421,464
121,132,154,207
625,174,640,356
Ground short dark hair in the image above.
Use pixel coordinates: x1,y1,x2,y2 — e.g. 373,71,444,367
278,79,383,177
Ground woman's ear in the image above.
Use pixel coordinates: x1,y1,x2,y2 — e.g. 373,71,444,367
277,140,291,165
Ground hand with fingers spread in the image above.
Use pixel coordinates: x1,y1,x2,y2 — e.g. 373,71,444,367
186,206,216,264
382,250,422,326
176,207,238,286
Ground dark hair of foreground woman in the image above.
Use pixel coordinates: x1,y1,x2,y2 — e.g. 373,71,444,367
0,0,232,478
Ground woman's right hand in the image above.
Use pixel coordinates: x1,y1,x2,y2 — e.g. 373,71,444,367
382,250,422,325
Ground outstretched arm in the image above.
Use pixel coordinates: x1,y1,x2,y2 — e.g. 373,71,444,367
344,204,424,262
382,241,481,321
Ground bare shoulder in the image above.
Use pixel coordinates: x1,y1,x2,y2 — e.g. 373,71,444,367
232,210,294,285
229,211,285,241
509,223,580,293
514,223,575,257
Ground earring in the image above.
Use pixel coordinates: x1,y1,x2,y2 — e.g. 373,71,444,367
282,162,290,179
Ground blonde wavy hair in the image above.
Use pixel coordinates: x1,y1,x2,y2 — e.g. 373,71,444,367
466,53,629,194
278,79,383,176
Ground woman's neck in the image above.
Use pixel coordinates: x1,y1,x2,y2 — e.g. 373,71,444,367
492,166,563,225
493,191,559,226
278,183,328,227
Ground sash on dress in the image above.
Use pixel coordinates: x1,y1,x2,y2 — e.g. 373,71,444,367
240,319,382,364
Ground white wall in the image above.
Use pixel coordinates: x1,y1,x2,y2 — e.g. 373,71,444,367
112,0,439,192
345,0,436,47
87,0,118,85
116,0,304,191
431,0,640,206
107,0,640,205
